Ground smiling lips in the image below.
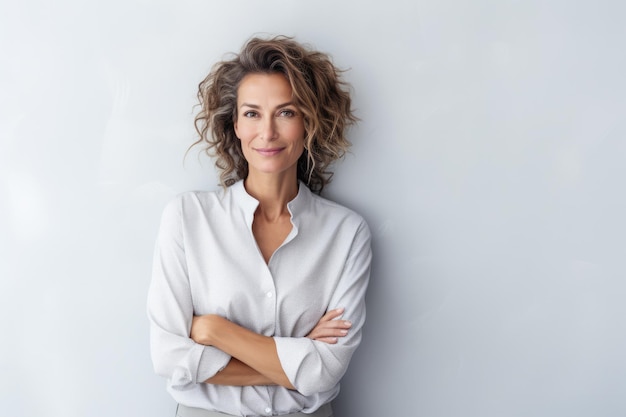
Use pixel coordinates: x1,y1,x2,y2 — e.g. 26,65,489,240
255,147,285,156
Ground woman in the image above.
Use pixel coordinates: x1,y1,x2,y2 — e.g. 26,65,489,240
147,36,371,417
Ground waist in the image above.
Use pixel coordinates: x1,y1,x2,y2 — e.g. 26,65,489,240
176,402,333,417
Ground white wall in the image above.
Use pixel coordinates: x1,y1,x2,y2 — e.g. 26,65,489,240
2,1,625,416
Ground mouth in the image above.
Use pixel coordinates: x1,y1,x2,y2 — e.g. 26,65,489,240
255,147,285,156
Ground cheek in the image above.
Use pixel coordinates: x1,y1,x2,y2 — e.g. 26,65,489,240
285,122,305,143
235,122,254,141
297,130,306,150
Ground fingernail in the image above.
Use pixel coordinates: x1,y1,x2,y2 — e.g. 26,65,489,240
344,320,352,327
340,330,348,335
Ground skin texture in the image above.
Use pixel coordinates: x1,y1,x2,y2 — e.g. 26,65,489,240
189,73,353,390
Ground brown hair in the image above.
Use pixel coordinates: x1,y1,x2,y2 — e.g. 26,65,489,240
192,35,357,194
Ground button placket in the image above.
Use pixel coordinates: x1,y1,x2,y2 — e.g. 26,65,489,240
260,267,277,336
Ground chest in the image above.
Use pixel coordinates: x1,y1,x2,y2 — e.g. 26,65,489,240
183,219,347,337
252,214,292,264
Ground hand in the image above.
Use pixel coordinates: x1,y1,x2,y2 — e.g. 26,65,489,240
191,314,223,346
306,308,352,344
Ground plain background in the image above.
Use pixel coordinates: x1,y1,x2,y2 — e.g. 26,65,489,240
1,1,625,416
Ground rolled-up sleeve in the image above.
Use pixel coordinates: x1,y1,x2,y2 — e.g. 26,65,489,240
274,220,372,396
147,197,231,390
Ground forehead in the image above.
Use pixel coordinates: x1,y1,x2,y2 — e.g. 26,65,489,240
237,73,293,104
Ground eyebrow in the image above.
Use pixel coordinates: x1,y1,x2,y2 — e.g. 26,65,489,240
239,101,295,110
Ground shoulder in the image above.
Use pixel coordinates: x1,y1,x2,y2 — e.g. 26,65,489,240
305,191,371,237
160,188,226,220
309,192,362,218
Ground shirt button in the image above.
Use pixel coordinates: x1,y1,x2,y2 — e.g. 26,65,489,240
266,292,273,298
265,407,272,414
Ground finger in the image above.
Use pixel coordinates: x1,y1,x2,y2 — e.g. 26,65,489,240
308,326,350,340
315,337,339,344
320,327,349,337
307,319,352,339
316,320,352,330
319,307,345,322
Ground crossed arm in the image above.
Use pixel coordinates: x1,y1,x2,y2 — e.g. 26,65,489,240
190,308,352,389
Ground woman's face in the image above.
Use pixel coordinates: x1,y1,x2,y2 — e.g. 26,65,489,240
234,73,305,180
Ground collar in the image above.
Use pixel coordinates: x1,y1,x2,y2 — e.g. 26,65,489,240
229,180,312,229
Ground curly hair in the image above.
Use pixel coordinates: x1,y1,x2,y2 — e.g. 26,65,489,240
192,35,357,194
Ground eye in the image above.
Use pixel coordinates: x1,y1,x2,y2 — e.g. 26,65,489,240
242,110,259,118
278,109,297,117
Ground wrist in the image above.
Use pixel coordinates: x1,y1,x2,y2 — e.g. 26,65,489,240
205,314,225,346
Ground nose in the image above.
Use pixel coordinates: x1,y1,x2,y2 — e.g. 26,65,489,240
260,116,277,141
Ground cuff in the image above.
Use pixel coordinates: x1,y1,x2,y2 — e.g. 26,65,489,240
170,343,231,390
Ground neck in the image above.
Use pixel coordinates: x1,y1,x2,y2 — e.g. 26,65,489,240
244,171,299,222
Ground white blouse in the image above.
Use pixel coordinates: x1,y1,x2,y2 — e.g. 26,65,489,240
147,180,371,416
